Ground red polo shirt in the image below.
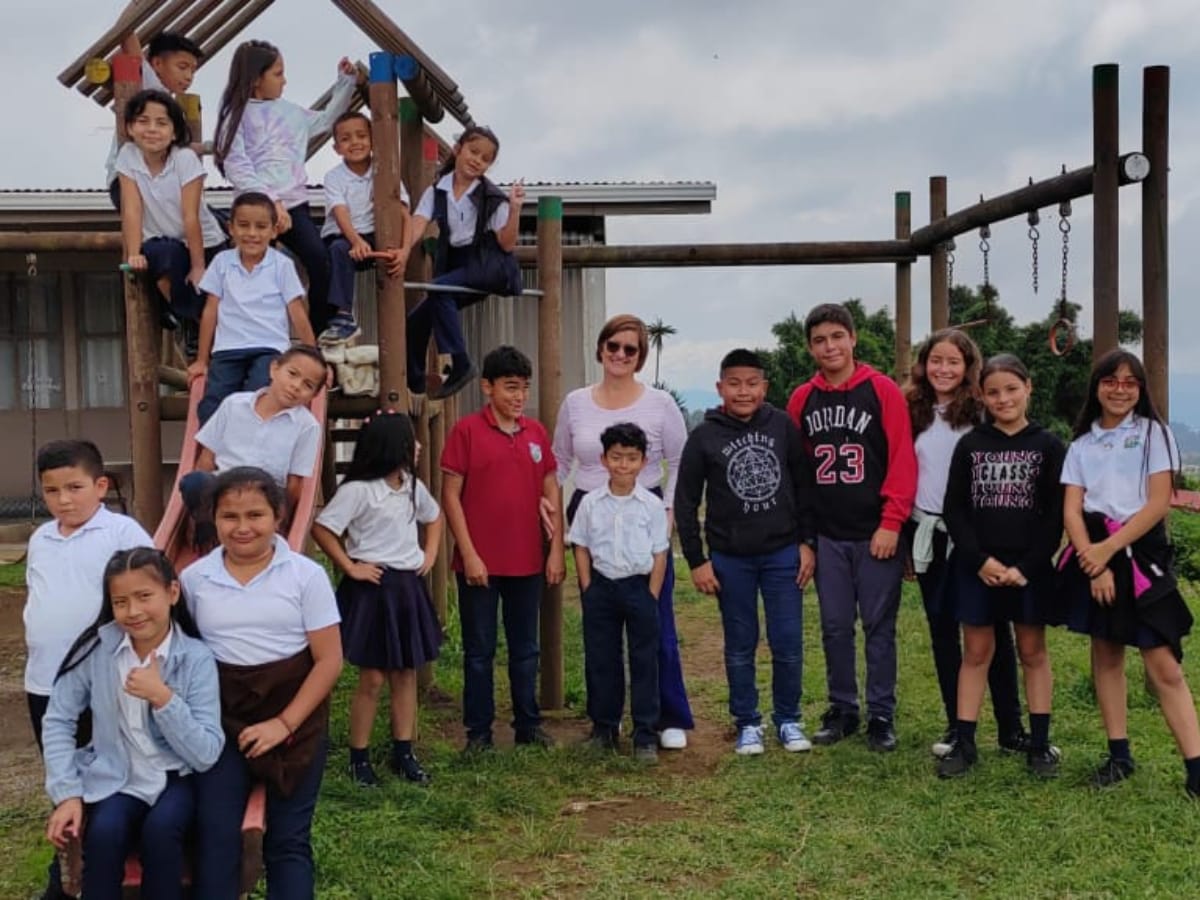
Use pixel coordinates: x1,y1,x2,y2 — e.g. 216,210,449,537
440,405,556,576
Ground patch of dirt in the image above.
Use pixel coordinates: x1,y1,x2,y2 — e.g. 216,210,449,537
0,586,43,807
559,794,684,838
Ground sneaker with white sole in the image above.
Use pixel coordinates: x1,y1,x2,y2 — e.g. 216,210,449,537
931,728,957,759
777,721,813,753
319,313,361,346
734,724,765,756
659,727,687,750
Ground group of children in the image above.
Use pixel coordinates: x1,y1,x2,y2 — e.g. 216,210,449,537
22,298,1200,897
111,27,525,420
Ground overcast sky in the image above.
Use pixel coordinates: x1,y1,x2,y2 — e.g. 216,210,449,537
5,0,1200,409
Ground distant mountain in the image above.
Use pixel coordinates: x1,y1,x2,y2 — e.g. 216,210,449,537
1171,374,1200,429
678,388,720,414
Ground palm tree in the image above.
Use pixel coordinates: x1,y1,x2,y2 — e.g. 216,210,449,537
647,318,677,386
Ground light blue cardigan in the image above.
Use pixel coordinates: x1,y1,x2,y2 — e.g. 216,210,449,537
42,622,225,806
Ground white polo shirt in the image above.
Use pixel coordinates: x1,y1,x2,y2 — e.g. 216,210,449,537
24,506,154,694
316,476,439,570
196,389,320,486
115,143,225,248
1062,414,1178,523
181,536,339,666
567,484,670,580
114,628,176,804
414,174,509,246
103,59,166,188
320,161,410,239
198,247,304,355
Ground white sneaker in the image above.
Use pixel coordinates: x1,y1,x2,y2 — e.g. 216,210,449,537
777,721,813,753
735,725,765,756
931,728,957,758
659,728,687,750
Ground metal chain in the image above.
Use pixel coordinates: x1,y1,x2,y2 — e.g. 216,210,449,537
979,225,991,289
945,238,956,287
1027,209,1040,294
1058,200,1071,317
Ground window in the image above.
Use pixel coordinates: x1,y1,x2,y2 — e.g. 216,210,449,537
0,273,64,410
79,274,125,408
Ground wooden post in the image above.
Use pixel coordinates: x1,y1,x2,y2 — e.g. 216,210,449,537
429,404,448,627
415,404,434,690
536,196,564,711
178,92,202,147
1142,65,1169,418
894,191,912,381
1093,63,1120,361
115,54,163,531
929,176,949,331
368,52,409,411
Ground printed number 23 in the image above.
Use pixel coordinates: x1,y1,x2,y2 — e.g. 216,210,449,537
813,443,865,485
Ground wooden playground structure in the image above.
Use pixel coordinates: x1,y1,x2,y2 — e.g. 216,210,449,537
0,0,1177,718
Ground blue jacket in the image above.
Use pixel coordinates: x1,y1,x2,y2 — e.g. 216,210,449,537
43,622,225,806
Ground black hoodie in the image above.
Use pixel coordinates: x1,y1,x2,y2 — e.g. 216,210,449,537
674,403,815,568
942,421,1066,577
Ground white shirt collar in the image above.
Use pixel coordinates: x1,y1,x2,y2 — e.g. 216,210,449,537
115,624,174,660
1089,412,1139,439
435,172,480,197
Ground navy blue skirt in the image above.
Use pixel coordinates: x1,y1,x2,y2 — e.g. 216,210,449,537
951,557,1058,627
337,568,444,670
1058,560,1169,649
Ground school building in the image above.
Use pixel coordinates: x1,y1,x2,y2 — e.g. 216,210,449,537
0,181,714,515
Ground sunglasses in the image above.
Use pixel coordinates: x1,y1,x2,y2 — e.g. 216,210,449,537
604,340,639,358
1099,376,1141,390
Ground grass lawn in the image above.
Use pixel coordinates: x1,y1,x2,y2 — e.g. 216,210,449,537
4,557,1200,897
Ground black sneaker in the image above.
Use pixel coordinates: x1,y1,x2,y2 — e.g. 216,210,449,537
390,752,432,785
462,733,494,754
633,744,659,764
514,725,555,748
1027,745,1061,779
812,707,860,746
1092,755,1135,788
866,717,898,752
937,739,979,778
1187,774,1200,799
998,729,1033,754
583,726,619,752
431,360,479,400
348,759,380,787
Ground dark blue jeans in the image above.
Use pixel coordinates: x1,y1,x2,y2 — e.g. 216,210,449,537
814,536,903,720
711,544,805,729
179,470,216,517
142,237,223,323
324,232,375,315
198,347,276,423
277,203,333,335
82,775,194,900
193,737,328,900
582,572,660,747
456,573,542,739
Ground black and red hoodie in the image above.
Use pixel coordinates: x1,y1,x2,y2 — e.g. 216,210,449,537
786,363,916,541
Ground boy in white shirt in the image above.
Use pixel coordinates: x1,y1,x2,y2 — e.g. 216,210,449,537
319,111,410,345
568,422,670,763
23,439,152,897
188,192,316,422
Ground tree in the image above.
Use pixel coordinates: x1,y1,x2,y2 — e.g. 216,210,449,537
754,287,1143,438
647,318,677,386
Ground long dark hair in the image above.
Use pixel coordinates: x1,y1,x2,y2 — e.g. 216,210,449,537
1072,349,1177,480
341,411,419,518
905,328,983,436
213,40,280,176
124,89,191,148
435,125,500,180
56,548,198,680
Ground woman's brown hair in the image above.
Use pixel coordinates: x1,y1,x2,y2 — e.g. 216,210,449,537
905,328,983,436
595,314,649,373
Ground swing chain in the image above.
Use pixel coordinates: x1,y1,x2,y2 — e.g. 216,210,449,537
1027,210,1040,294
945,238,955,287
979,225,991,289
26,253,37,279
1058,200,1071,317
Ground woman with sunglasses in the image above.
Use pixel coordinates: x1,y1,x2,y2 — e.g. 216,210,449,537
1060,349,1200,795
552,314,694,750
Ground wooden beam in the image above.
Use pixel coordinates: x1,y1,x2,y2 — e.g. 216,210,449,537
1142,65,1170,417
929,176,949,331
1093,63,1121,361
75,0,205,100
894,191,912,380
60,0,165,90
515,241,916,267
537,196,564,712
395,55,445,125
